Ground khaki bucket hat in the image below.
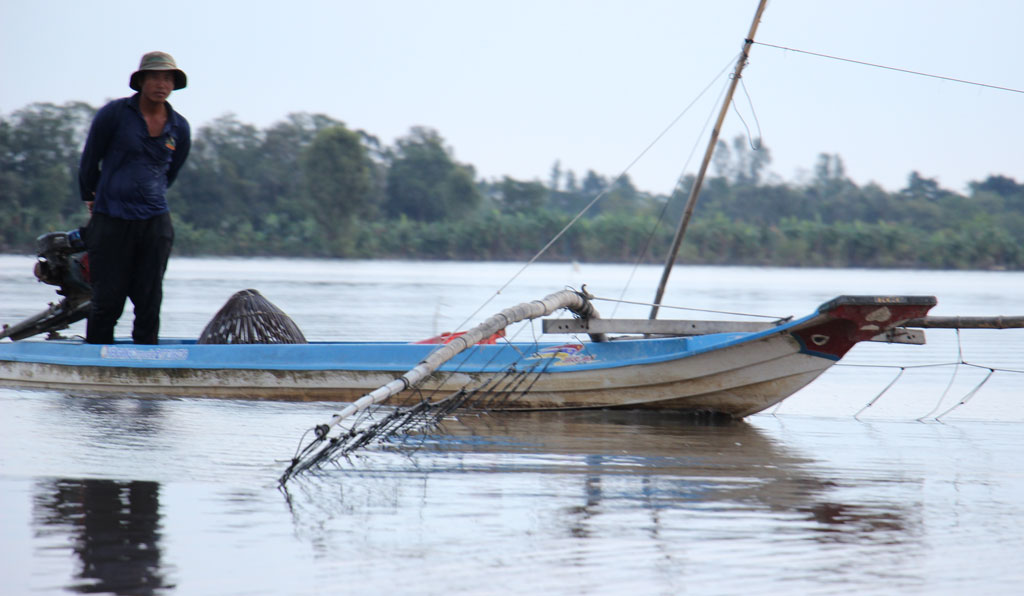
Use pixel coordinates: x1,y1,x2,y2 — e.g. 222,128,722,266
129,51,187,91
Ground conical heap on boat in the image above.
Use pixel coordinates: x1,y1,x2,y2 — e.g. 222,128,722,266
198,289,307,344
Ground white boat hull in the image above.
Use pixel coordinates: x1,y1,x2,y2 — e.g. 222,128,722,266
0,294,936,418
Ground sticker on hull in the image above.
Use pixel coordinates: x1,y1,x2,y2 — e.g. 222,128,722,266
527,343,596,366
100,346,189,361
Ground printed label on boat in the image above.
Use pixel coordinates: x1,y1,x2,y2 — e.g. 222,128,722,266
527,343,595,366
100,345,190,361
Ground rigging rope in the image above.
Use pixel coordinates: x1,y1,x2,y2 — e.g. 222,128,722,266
774,324,1024,421
772,360,1022,421
935,368,996,421
457,53,741,331
592,294,785,320
611,60,738,317
732,76,763,151
916,328,966,421
754,41,1024,95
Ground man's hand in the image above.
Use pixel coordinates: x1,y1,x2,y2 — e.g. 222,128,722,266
85,201,94,213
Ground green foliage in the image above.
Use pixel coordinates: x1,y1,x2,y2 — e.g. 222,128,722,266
0,102,95,247
301,125,373,255
383,127,480,222
167,111,350,255
497,177,547,214
0,104,1021,271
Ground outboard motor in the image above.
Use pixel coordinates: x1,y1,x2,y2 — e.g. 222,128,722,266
0,229,92,341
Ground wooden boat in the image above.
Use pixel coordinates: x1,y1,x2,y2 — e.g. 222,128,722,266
0,292,936,418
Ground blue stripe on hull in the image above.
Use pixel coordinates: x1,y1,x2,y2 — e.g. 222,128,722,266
0,311,822,374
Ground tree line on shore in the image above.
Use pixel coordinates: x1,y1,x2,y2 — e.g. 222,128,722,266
2,101,1022,270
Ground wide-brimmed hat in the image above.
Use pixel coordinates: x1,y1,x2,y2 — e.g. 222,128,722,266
129,51,187,91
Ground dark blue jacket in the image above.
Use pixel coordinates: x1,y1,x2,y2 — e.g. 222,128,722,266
79,94,191,220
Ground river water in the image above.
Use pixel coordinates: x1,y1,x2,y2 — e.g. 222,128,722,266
1,256,1023,594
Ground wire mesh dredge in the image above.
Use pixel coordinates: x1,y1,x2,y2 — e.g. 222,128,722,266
278,361,556,484
279,289,601,485
198,289,307,344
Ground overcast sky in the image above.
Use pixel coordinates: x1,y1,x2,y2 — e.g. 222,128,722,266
3,0,1021,195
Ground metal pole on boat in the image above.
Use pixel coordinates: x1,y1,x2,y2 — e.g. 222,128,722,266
649,0,768,319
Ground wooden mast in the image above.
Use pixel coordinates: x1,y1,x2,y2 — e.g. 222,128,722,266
649,0,769,319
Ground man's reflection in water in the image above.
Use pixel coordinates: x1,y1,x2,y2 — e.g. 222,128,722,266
33,478,172,594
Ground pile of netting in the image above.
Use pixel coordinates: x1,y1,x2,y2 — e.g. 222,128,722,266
198,289,307,344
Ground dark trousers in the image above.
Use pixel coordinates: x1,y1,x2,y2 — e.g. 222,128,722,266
85,212,174,344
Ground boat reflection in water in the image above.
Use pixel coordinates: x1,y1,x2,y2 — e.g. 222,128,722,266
21,401,924,593
283,410,918,559
32,478,171,595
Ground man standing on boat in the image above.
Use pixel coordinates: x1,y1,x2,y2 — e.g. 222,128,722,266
78,51,191,344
